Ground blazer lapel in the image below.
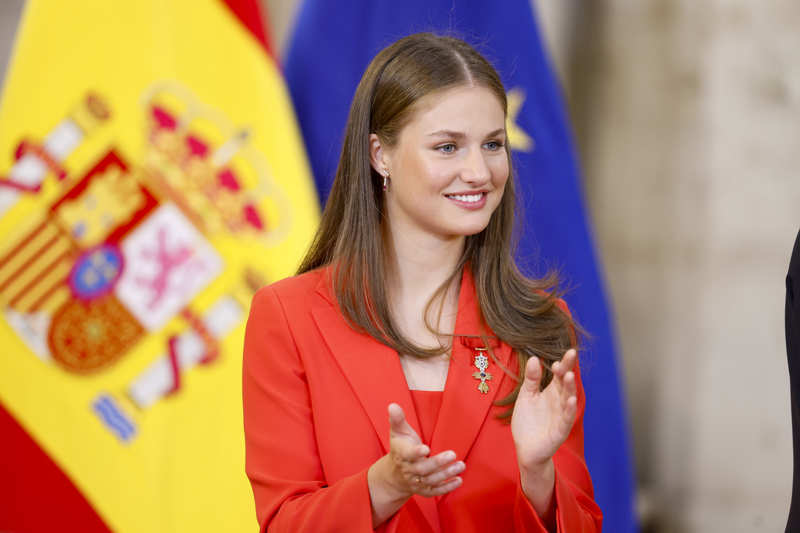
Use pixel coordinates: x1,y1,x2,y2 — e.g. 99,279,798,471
430,268,514,464
310,308,416,455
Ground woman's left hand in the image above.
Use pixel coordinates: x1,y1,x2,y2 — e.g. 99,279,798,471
511,349,578,472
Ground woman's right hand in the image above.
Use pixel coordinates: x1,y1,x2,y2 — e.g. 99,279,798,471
367,403,465,527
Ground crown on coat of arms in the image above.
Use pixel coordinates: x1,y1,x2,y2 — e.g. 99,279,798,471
138,84,287,240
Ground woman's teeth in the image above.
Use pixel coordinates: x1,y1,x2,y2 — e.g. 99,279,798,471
448,193,483,203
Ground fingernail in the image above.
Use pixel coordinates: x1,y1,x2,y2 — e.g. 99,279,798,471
444,451,456,461
420,445,430,455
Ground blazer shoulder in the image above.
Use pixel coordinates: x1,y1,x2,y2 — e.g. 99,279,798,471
532,287,572,317
555,297,572,317
253,267,331,309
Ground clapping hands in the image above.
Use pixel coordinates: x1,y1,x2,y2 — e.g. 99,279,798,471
367,403,464,527
369,350,579,526
386,403,464,497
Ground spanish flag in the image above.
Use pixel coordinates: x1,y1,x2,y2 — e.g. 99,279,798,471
0,1,318,531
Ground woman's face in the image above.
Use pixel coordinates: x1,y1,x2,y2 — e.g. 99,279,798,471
373,85,509,244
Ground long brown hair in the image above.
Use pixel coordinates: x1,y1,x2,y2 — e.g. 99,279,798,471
298,33,579,412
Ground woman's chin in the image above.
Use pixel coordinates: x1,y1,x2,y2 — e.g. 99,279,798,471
446,221,492,238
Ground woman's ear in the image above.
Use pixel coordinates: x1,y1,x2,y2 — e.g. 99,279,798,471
369,133,390,177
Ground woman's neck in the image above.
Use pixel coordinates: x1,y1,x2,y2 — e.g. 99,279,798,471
383,222,464,345
385,224,464,300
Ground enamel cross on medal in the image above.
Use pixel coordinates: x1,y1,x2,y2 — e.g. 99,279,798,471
472,347,492,394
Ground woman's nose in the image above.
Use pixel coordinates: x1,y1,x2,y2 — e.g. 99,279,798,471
460,148,491,184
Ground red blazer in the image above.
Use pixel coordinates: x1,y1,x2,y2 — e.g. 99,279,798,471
243,266,602,532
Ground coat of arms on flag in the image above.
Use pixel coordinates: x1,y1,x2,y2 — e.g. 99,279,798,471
1,86,287,429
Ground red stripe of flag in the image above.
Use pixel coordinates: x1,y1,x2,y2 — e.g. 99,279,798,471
220,0,274,58
0,402,112,531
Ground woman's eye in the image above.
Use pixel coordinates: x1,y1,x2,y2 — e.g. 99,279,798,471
484,140,504,151
437,143,456,154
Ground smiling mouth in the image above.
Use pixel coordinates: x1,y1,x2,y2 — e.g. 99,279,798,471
444,192,485,203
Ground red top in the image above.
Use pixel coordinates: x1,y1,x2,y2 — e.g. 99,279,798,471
409,390,444,444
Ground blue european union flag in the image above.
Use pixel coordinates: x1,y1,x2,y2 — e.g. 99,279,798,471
285,2,637,530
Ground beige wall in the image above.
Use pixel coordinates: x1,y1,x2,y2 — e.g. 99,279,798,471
2,1,798,531
0,0,23,84
540,1,798,531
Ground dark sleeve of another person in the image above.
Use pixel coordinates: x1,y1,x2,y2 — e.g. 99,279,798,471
786,228,800,533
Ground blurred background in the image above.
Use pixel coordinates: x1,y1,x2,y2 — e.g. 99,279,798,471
1,1,798,532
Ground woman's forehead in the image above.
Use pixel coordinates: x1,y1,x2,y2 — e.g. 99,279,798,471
403,85,506,135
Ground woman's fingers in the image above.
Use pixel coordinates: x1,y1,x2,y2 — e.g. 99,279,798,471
555,367,578,435
422,476,463,496
395,445,464,494
563,349,578,373
552,349,576,379
406,450,458,476
390,435,428,464
386,403,465,497
419,459,465,485
565,395,578,419
387,403,409,433
554,349,577,376
412,459,465,497
550,350,579,409
563,368,577,398
557,350,578,402
521,356,543,395
388,403,420,441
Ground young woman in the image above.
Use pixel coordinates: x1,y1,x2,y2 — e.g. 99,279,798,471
243,33,602,532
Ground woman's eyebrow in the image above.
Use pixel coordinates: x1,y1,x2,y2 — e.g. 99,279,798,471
426,129,466,139
426,128,506,138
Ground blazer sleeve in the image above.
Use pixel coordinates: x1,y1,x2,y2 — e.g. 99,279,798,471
242,286,375,533
511,299,603,532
